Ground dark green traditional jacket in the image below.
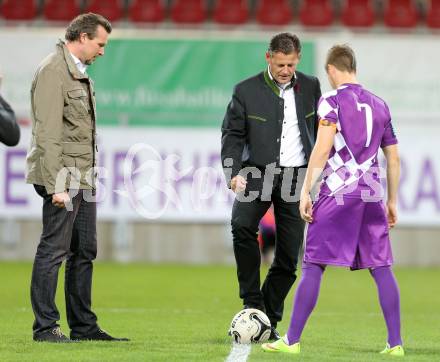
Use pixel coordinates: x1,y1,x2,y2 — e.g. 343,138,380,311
221,69,321,184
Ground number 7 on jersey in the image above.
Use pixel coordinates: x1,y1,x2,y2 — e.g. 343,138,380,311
356,102,373,147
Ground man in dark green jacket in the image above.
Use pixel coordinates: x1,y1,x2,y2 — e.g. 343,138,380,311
26,13,127,343
222,33,321,339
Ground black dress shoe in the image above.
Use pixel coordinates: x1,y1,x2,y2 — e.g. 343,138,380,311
71,328,129,341
34,327,72,343
269,326,281,341
243,304,266,313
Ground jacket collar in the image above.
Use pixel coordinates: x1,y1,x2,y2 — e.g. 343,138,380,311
263,68,297,97
56,40,89,80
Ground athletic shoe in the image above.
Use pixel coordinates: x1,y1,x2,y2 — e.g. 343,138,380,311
262,337,300,354
380,343,405,356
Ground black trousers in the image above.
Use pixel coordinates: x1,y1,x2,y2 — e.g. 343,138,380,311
231,167,305,326
31,185,98,337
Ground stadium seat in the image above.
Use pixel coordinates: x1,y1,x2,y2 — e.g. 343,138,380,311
213,0,249,25
43,0,81,22
427,0,440,28
129,0,165,23
170,0,206,24
341,0,375,27
256,0,293,26
300,0,334,27
384,0,419,28
0,0,38,20
84,0,124,22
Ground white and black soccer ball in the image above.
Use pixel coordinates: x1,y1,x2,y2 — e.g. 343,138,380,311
228,308,271,344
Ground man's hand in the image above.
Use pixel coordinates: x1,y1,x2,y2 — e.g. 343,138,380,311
386,201,398,228
299,192,313,223
52,192,70,208
230,175,247,194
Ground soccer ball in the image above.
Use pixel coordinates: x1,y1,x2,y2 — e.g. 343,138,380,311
228,308,271,344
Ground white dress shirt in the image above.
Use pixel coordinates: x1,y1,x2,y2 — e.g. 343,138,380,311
69,52,87,74
268,67,306,167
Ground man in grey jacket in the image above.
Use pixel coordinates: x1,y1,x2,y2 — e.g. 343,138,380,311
26,13,128,343
0,72,20,146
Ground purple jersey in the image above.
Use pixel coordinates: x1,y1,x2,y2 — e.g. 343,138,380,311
317,83,398,198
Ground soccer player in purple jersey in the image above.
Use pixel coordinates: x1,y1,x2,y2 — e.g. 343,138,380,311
262,44,403,356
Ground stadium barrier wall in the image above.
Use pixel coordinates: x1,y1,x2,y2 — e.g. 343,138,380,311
0,29,439,264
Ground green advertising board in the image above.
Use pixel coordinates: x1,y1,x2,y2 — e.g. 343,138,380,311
89,38,315,127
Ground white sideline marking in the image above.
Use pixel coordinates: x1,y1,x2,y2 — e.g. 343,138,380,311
225,342,251,362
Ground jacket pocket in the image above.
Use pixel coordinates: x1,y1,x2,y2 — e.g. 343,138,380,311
61,142,92,185
67,88,89,119
62,142,92,156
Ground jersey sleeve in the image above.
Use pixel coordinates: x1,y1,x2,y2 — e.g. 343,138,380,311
317,92,338,125
381,105,398,147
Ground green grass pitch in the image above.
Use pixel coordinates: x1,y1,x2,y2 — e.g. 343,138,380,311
0,262,439,361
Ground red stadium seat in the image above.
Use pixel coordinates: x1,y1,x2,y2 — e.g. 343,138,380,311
129,0,165,23
84,0,124,22
0,0,38,20
170,0,206,24
341,0,375,27
427,0,440,28
213,0,249,25
300,0,334,27
384,0,418,28
256,0,293,26
43,0,81,22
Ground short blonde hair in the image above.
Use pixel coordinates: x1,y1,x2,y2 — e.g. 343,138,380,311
326,44,356,73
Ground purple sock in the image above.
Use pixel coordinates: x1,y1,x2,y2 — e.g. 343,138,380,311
370,266,402,347
286,262,324,345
